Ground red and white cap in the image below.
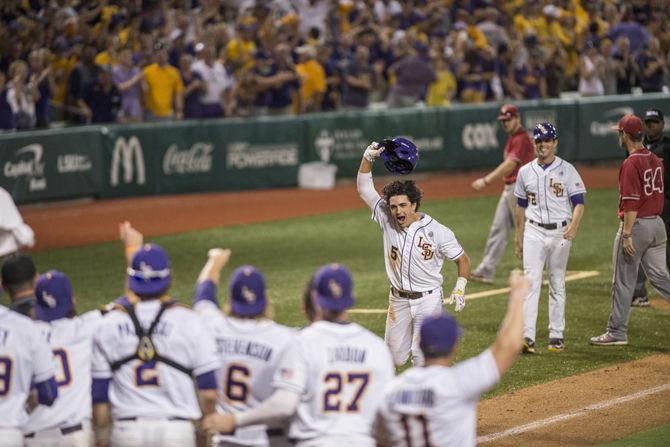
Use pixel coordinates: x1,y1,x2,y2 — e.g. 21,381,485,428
611,114,643,136
497,103,519,121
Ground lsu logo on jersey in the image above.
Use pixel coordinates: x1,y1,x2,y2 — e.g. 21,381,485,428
549,178,564,197
417,237,434,261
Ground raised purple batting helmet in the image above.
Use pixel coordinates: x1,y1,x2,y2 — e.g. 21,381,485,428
533,122,558,142
380,137,419,175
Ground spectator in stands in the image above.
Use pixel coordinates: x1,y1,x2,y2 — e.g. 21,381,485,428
142,41,184,121
613,37,636,94
296,0,331,41
341,46,374,110
112,48,144,123
316,43,341,111
636,37,667,93
544,42,568,98
458,46,495,103
66,44,99,122
386,42,436,107
600,38,618,95
477,7,509,55
578,40,605,97
255,43,300,116
426,52,456,107
7,59,37,130
178,54,204,120
0,71,16,131
515,48,547,99
78,65,121,124
607,9,650,55
28,49,55,129
225,18,258,74
191,43,235,119
49,39,78,121
295,44,326,113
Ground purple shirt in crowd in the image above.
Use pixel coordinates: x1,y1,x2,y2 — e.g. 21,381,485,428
112,64,143,120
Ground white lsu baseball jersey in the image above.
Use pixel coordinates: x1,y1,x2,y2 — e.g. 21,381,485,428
273,320,395,447
91,300,221,419
358,172,464,292
0,305,55,428
376,349,500,447
24,310,103,433
514,157,587,224
194,301,295,446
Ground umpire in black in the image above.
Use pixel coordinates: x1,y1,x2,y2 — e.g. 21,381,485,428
633,108,670,307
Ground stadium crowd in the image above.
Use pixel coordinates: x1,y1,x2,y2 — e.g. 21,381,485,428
0,0,669,131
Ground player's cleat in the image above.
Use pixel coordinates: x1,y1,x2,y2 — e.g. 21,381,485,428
522,337,536,354
631,296,650,307
470,271,494,285
590,332,628,346
547,338,564,352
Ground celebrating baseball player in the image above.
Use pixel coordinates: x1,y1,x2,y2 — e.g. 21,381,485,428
202,263,395,446
591,115,670,346
374,271,530,447
631,108,670,307
0,186,35,257
357,139,471,367
23,271,106,446
0,293,58,446
514,123,586,353
91,239,221,447
191,248,295,447
470,104,535,284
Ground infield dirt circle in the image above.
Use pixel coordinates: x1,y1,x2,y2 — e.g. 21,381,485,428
20,164,670,446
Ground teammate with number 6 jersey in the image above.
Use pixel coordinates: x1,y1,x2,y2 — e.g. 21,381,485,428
202,264,395,447
24,271,104,446
192,248,295,447
591,115,670,346
358,142,471,367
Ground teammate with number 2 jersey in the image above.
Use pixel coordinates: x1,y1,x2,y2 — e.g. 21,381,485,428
591,115,670,346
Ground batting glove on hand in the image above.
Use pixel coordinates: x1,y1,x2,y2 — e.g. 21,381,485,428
363,142,383,162
447,277,467,312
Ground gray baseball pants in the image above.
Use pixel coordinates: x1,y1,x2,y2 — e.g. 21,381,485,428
633,216,670,298
608,217,670,339
474,183,517,278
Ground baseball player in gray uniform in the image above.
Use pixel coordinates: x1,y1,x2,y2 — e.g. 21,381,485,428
374,271,530,447
358,142,471,367
192,248,295,447
202,263,395,447
0,296,57,446
514,123,586,353
91,241,221,447
591,115,670,346
24,271,104,447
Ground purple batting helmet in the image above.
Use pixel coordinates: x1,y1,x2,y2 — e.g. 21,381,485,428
127,243,171,296
420,312,463,358
229,265,267,317
379,137,419,175
313,263,354,312
533,122,558,142
35,270,74,322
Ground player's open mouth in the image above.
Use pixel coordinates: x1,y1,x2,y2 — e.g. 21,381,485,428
396,215,405,224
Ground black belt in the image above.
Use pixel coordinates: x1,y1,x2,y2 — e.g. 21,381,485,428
266,428,285,437
391,286,435,299
25,423,83,438
528,219,568,230
116,417,189,422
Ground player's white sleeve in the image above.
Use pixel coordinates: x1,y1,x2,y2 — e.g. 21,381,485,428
566,165,587,197
357,171,381,210
189,313,222,375
436,226,464,261
235,388,300,427
91,333,113,379
514,167,527,199
272,339,308,395
32,327,57,383
451,349,500,399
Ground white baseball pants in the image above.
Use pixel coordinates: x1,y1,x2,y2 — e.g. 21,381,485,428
0,428,23,447
384,288,443,367
24,421,92,447
522,222,572,341
111,419,194,447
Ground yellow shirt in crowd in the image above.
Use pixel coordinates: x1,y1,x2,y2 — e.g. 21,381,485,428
296,60,326,105
142,63,184,117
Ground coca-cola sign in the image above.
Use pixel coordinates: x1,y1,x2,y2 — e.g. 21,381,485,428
162,142,213,175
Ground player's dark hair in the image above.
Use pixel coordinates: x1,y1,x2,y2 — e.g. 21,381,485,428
1,253,37,297
303,275,317,323
382,180,423,211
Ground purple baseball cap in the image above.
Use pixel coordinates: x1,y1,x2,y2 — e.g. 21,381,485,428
230,265,267,317
127,244,171,296
313,263,354,311
35,271,74,322
420,312,463,357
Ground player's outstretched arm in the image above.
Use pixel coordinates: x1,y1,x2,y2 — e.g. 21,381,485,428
119,221,143,265
357,142,383,208
359,141,382,174
193,248,232,308
490,270,529,375
472,159,518,190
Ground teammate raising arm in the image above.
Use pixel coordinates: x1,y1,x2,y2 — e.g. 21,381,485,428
374,271,530,447
358,141,471,367
514,123,586,353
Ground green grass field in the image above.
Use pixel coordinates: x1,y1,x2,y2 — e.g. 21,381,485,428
28,187,670,398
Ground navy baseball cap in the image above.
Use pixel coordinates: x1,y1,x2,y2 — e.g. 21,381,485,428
35,270,74,322
313,263,354,311
420,312,463,358
230,265,267,317
127,244,171,296
644,108,664,123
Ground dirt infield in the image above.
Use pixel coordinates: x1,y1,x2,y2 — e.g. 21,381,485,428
19,163,670,445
